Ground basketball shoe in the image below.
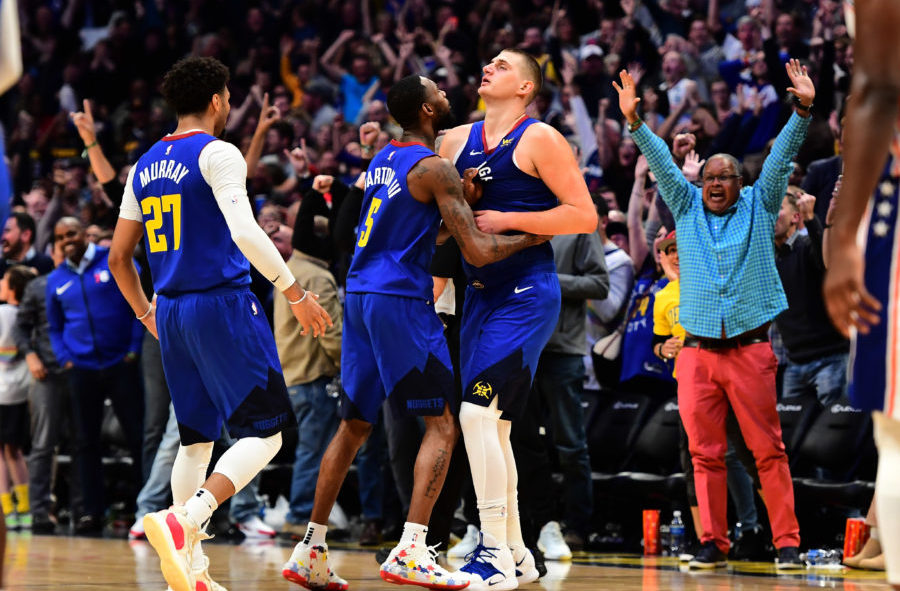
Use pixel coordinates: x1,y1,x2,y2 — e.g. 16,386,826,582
455,531,517,591
379,540,469,589
448,525,480,559
144,507,202,591
510,545,539,585
282,541,348,590
537,522,571,561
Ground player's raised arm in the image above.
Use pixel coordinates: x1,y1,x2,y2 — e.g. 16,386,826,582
472,123,598,236
199,141,333,337
413,156,547,267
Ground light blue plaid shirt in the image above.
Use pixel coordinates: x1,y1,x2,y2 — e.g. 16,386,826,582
631,112,810,338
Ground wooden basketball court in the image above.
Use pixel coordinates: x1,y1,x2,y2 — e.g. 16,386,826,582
3,532,893,590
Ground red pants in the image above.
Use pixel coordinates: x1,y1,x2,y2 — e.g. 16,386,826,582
676,341,800,552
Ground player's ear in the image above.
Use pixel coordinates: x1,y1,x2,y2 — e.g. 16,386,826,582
519,80,534,97
422,102,435,118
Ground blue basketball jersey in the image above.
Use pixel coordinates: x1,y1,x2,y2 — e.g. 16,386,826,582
346,140,441,300
131,131,250,296
453,117,558,283
620,271,674,383
850,159,899,413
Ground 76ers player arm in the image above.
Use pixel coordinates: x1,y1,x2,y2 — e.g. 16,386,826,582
824,0,900,337
109,140,332,337
408,155,548,267
439,123,597,236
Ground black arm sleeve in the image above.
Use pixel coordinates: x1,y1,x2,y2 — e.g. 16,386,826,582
334,185,364,254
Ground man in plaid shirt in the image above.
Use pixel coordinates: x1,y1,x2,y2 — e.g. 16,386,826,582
614,59,815,570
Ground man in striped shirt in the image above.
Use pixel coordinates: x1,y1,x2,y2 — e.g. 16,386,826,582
614,59,814,570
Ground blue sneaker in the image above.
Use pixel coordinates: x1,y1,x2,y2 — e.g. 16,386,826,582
455,531,517,591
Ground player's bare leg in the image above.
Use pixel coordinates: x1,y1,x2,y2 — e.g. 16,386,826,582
284,419,371,590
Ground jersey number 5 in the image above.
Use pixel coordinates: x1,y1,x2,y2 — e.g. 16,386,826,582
143,194,182,253
357,197,382,248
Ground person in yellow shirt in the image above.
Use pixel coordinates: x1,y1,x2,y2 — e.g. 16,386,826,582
652,231,682,376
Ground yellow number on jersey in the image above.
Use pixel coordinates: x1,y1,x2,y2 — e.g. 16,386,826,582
357,197,382,248
142,193,182,253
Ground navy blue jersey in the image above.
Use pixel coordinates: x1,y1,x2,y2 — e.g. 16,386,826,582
346,140,441,300
131,131,250,295
850,160,899,414
453,117,558,283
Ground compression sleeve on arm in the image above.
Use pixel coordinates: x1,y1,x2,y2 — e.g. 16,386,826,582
118,166,142,222
199,140,296,292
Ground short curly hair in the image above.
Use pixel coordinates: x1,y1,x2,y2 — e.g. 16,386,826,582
161,57,230,117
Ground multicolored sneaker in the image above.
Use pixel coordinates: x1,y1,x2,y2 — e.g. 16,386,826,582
282,541,348,590
4,511,18,530
455,532,517,591
511,545,539,585
192,553,228,591
17,512,32,529
379,541,469,589
143,507,201,591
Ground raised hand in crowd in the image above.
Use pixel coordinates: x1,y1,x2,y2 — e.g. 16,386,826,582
285,138,311,178
785,58,815,111
681,150,706,182
312,175,334,194
70,98,98,146
672,133,696,161
613,69,641,123
359,121,380,160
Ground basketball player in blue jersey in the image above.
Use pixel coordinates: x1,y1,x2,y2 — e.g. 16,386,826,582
108,57,332,591
437,48,597,590
282,75,546,591
824,1,900,587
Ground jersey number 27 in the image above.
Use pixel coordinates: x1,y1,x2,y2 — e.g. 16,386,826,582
142,194,182,253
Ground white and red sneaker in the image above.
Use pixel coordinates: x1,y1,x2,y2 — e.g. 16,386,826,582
282,541,348,590
143,507,201,591
237,515,276,539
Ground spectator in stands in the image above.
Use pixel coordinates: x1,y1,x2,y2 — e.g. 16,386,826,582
585,198,634,390
15,241,71,534
774,189,849,405
320,31,382,123
274,182,343,540
615,61,811,569
517,210,608,556
0,212,53,278
0,266,38,530
46,217,144,535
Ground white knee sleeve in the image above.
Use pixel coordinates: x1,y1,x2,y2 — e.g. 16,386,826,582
874,412,900,585
171,442,214,505
213,432,282,494
497,419,524,548
460,401,509,544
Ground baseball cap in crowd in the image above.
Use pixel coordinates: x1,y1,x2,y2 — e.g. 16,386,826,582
658,230,677,252
580,44,604,61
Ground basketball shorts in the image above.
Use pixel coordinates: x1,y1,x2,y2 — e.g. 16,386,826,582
850,172,900,420
460,271,561,420
156,288,293,445
341,292,455,424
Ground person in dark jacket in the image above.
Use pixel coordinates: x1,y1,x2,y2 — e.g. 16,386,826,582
45,216,143,534
774,189,849,405
0,212,53,278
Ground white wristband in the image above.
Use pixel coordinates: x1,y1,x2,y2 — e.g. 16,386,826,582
137,303,153,320
288,290,308,305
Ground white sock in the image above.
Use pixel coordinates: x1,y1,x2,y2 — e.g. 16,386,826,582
872,526,880,541
498,419,524,549
400,521,428,545
873,412,900,585
184,488,218,528
460,401,509,547
476,498,508,546
303,521,328,546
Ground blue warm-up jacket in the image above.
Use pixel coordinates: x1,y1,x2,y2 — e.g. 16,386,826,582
46,244,144,370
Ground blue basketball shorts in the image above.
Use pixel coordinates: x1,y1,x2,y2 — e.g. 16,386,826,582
341,292,455,424
156,288,293,444
460,271,561,420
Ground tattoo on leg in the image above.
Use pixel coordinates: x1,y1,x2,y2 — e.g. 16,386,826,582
424,448,449,498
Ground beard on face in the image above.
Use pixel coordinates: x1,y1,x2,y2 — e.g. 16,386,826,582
433,107,456,133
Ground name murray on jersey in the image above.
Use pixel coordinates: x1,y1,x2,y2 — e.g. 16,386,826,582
366,165,401,199
138,159,190,188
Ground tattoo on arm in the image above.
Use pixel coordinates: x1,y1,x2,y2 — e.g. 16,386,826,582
431,162,540,266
